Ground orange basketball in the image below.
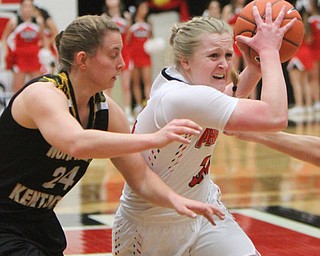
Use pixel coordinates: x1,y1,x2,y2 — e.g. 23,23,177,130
234,0,304,63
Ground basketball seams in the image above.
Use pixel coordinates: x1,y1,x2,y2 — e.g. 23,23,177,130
257,0,286,19
282,37,301,47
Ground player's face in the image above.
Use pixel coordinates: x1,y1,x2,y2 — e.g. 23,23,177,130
185,32,234,92
86,31,124,90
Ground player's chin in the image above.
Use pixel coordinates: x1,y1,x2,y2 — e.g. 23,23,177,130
103,80,116,91
211,79,227,92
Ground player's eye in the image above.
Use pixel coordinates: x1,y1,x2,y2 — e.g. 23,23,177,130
209,53,219,58
110,52,119,59
226,53,233,59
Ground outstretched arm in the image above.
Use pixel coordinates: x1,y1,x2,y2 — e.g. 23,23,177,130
224,131,320,167
17,82,202,159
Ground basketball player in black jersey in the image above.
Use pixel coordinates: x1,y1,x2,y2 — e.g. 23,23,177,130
0,15,225,256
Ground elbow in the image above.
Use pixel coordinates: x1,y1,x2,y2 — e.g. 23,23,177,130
62,138,90,159
67,146,83,159
269,115,288,131
68,143,89,159
276,116,288,130
312,143,320,167
312,157,320,167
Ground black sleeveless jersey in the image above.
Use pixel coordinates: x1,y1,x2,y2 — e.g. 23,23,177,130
0,72,109,219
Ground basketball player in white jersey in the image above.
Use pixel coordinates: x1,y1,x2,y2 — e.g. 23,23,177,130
112,3,296,255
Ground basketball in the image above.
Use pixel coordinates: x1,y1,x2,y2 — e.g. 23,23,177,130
234,0,304,63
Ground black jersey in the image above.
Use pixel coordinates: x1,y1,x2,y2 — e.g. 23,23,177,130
0,72,109,255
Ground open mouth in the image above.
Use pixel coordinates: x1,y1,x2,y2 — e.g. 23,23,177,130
213,74,225,80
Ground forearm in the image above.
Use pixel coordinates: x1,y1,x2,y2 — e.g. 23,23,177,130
224,62,261,98
111,154,178,209
259,50,288,121
254,132,320,166
60,130,157,159
133,166,179,208
233,65,262,98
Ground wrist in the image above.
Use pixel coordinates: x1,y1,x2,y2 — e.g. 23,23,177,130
245,64,261,77
259,49,281,62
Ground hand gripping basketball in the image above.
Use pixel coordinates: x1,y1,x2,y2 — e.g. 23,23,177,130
234,0,304,63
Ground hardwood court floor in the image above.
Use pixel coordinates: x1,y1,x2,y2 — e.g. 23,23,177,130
55,113,320,256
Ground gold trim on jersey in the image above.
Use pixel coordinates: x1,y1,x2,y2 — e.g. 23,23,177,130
39,72,77,118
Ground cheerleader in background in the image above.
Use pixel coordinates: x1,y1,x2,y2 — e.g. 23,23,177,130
202,0,221,19
102,0,135,124
127,0,152,116
34,5,59,74
222,0,247,72
1,0,46,93
287,7,314,120
308,0,320,113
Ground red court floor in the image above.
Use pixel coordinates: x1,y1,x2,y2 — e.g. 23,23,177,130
61,209,320,255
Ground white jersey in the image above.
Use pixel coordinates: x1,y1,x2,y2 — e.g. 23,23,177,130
119,66,238,223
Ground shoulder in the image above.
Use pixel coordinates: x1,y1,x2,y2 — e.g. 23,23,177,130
20,81,65,107
6,16,17,30
11,81,66,128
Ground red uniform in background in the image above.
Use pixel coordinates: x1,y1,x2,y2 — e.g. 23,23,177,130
227,8,242,58
287,39,314,72
113,16,131,71
308,14,320,62
6,16,41,73
148,0,190,21
128,21,151,68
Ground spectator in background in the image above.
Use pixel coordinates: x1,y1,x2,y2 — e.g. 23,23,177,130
148,0,190,21
308,0,320,113
287,6,314,120
222,0,246,71
102,0,135,124
127,0,152,116
203,0,221,19
1,0,46,93
34,5,59,74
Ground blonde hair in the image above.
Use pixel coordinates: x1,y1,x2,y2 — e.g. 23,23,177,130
55,15,119,72
169,16,233,66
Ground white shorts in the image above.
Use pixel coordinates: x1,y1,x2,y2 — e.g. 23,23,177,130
112,186,259,256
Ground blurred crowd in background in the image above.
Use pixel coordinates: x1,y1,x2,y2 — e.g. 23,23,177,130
1,0,320,124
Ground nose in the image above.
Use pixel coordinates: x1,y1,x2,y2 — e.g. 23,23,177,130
218,58,228,69
117,54,125,70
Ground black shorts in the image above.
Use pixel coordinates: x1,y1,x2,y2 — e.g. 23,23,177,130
0,214,66,256
0,233,63,256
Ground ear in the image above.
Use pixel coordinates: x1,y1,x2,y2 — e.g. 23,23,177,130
179,56,191,71
75,51,87,69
